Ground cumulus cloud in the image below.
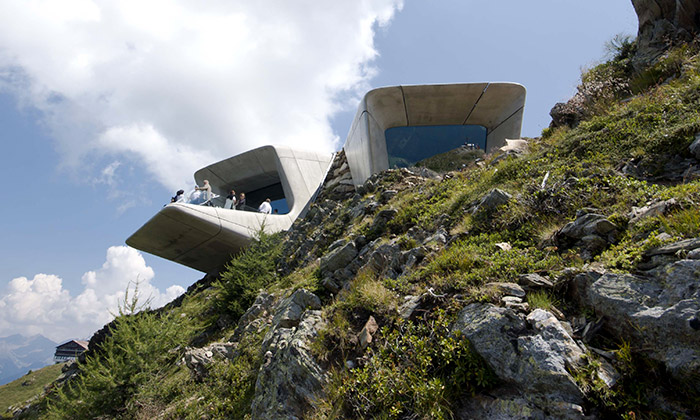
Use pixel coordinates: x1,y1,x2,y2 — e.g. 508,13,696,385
0,0,403,192
0,246,184,342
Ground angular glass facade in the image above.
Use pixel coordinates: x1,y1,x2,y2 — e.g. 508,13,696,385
385,125,487,168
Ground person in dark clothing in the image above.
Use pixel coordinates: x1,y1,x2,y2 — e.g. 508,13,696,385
226,189,237,209
171,189,185,203
236,192,246,210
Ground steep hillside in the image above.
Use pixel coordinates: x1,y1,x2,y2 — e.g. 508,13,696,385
0,363,66,419
12,41,700,420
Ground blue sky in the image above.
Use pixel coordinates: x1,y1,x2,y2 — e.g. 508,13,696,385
0,0,637,342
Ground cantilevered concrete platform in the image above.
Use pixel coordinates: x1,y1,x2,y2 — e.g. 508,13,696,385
344,83,526,185
126,145,333,273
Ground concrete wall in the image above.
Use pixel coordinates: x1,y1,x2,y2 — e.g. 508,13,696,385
344,83,526,185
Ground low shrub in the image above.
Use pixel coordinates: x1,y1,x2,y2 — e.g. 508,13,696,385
214,230,283,320
336,311,496,420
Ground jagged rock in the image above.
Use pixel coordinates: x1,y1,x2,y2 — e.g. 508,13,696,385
622,155,700,182
379,189,397,203
582,259,700,380
358,316,379,349
471,188,512,216
369,208,398,234
365,242,401,277
273,289,322,328
644,237,700,257
458,386,587,420
485,282,526,298
550,100,586,129
399,295,422,319
423,226,449,245
690,134,700,160
628,198,677,225
229,292,276,343
554,210,619,260
251,310,328,420
183,343,237,381
518,273,554,289
631,0,700,66
320,241,357,274
453,304,586,410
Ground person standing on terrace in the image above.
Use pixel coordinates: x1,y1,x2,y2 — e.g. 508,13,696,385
236,192,246,210
226,189,237,209
195,180,212,201
258,198,272,214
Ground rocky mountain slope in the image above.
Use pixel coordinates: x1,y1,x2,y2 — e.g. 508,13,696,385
10,5,700,419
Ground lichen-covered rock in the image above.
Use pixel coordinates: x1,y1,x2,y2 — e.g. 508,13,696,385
453,304,586,409
250,310,328,420
554,210,619,260
471,188,512,216
485,282,526,298
644,237,700,258
458,386,588,420
628,198,677,225
320,241,357,274
583,259,700,379
518,273,554,289
272,289,322,328
229,292,276,343
183,343,237,381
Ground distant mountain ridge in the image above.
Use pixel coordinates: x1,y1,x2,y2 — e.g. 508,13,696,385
0,334,56,386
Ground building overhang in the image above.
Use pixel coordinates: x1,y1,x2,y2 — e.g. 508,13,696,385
343,82,526,185
126,145,333,273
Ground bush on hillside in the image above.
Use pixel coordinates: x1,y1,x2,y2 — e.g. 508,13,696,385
214,229,283,320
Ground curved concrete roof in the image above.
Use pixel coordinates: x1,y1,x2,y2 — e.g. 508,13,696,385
343,82,526,185
126,145,333,273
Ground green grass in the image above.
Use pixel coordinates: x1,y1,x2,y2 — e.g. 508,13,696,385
0,363,66,418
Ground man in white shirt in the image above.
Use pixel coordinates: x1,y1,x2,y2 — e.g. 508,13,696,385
258,198,272,214
194,180,212,202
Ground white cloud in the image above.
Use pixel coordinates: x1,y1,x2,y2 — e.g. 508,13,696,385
0,0,403,192
0,246,184,342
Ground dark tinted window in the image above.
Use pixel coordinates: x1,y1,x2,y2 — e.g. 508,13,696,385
385,125,486,168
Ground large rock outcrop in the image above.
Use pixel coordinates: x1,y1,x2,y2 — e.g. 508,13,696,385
631,0,700,65
453,304,589,417
580,256,700,381
250,289,327,420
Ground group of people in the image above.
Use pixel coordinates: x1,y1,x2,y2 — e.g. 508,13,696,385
224,189,247,210
170,180,277,214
